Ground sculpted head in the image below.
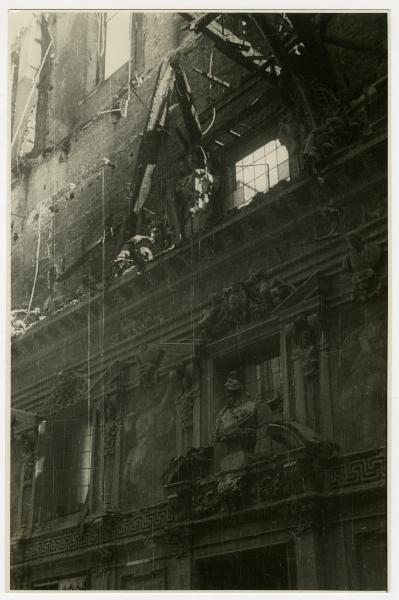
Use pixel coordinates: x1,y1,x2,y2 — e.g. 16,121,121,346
224,370,242,407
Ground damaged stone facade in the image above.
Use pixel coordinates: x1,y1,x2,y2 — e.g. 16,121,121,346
10,11,387,591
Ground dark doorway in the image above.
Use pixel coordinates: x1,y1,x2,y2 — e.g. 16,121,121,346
197,543,296,590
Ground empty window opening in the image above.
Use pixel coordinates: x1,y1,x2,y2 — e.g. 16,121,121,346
104,12,131,79
34,410,92,522
234,139,290,208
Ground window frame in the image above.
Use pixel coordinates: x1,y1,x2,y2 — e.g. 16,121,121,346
34,403,95,525
235,139,290,205
219,127,290,211
103,11,132,81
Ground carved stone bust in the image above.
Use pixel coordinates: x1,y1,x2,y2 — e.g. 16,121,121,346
214,371,257,468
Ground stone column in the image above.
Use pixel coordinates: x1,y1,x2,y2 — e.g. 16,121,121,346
292,500,326,590
318,328,334,440
286,313,320,431
17,428,37,535
164,525,192,589
90,547,115,590
280,324,293,419
103,394,122,510
175,360,200,452
295,530,320,590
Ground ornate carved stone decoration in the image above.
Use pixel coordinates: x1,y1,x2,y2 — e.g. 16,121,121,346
269,276,295,308
327,447,386,491
343,229,384,302
192,475,221,517
176,361,199,431
136,344,164,389
217,471,249,513
20,430,36,487
104,397,120,458
42,368,88,414
16,430,36,533
102,395,123,510
91,546,114,577
175,360,200,450
59,575,87,590
18,503,173,562
214,371,257,470
196,292,225,339
292,315,319,379
303,98,372,183
164,524,192,559
164,419,338,521
289,499,321,537
161,446,213,519
196,271,295,341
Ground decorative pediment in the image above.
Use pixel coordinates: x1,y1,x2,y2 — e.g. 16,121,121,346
41,361,127,415
41,368,88,414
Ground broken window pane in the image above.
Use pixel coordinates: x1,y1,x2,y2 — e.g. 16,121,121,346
233,139,289,208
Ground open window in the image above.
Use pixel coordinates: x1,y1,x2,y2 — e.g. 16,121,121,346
85,12,144,95
104,11,131,79
226,139,290,210
34,405,93,523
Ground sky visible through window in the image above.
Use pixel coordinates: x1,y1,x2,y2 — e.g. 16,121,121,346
104,11,131,79
235,139,290,207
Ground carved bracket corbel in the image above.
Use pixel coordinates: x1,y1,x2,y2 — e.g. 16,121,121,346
91,546,115,577
164,524,192,559
217,471,249,513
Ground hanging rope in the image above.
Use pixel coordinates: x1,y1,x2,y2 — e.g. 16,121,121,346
202,106,216,136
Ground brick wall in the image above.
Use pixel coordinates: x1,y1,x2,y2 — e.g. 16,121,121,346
10,12,387,310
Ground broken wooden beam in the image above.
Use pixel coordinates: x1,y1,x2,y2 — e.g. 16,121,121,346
170,53,203,146
192,67,231,89
179,12,279,86
180,12,220,32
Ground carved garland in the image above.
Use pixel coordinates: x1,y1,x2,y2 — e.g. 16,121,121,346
196,271,294,340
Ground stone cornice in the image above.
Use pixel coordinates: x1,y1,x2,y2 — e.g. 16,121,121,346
11,446,386,567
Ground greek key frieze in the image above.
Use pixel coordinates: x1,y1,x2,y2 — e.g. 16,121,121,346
327,451,386,490
21,504,172,562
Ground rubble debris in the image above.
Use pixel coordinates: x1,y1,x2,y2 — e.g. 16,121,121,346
11,307,43,339
112,233,155,278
